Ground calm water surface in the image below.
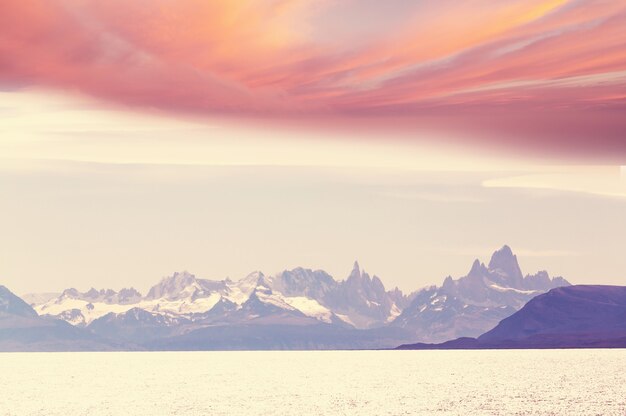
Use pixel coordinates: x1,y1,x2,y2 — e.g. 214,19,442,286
0,350,624,415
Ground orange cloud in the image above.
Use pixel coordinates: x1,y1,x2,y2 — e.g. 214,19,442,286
0,0,625,157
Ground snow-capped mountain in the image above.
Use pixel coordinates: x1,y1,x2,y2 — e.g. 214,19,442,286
391,245,570,343
266,263,411,328
34,263,410,330
0,285,114,351
145,271,227,300
21,245,571,348
34,286,148,327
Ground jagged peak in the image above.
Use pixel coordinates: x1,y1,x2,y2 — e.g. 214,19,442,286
119,287,142,297
371,275,385,291
442,275,455,289
279,267,316,279
169,270,195,280
287,266,308,274
488,245,516,268
61,288,80,298
241,270,265,283
347,260,362,281
85,287,99,296
166,270,198,285
146,270,200,299
275,267,336,292
468,259,485,275
488,245,523,281
494,244,513,257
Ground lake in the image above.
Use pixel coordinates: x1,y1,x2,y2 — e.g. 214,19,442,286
0,350,624,415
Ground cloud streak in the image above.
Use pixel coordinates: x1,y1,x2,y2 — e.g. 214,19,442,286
483,167,626,199
1,0,625,158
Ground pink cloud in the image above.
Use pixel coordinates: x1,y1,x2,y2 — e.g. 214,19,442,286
1,0,625,158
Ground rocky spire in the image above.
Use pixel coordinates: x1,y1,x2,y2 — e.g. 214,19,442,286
488,245,523,285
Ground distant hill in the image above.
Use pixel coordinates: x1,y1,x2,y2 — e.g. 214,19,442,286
397,285,626,349
0,285,39,318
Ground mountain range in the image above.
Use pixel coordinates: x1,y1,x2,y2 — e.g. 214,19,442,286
397,285,626,349
392,245,569,342
1,245,572,350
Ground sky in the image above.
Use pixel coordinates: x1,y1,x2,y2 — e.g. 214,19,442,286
0,1,625,294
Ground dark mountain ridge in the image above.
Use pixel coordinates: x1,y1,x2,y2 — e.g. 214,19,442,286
397,285,626,350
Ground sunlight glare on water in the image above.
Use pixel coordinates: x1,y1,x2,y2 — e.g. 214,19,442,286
0,350,625,415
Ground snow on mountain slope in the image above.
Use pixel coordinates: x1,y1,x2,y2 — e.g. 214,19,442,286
33,270,336,326
32,264,411,329
32,247,559,338
35,288,225,326
35,296,135,326
253,284,335,324
223,271,265,305
268,263,413,328
279,296,334,323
